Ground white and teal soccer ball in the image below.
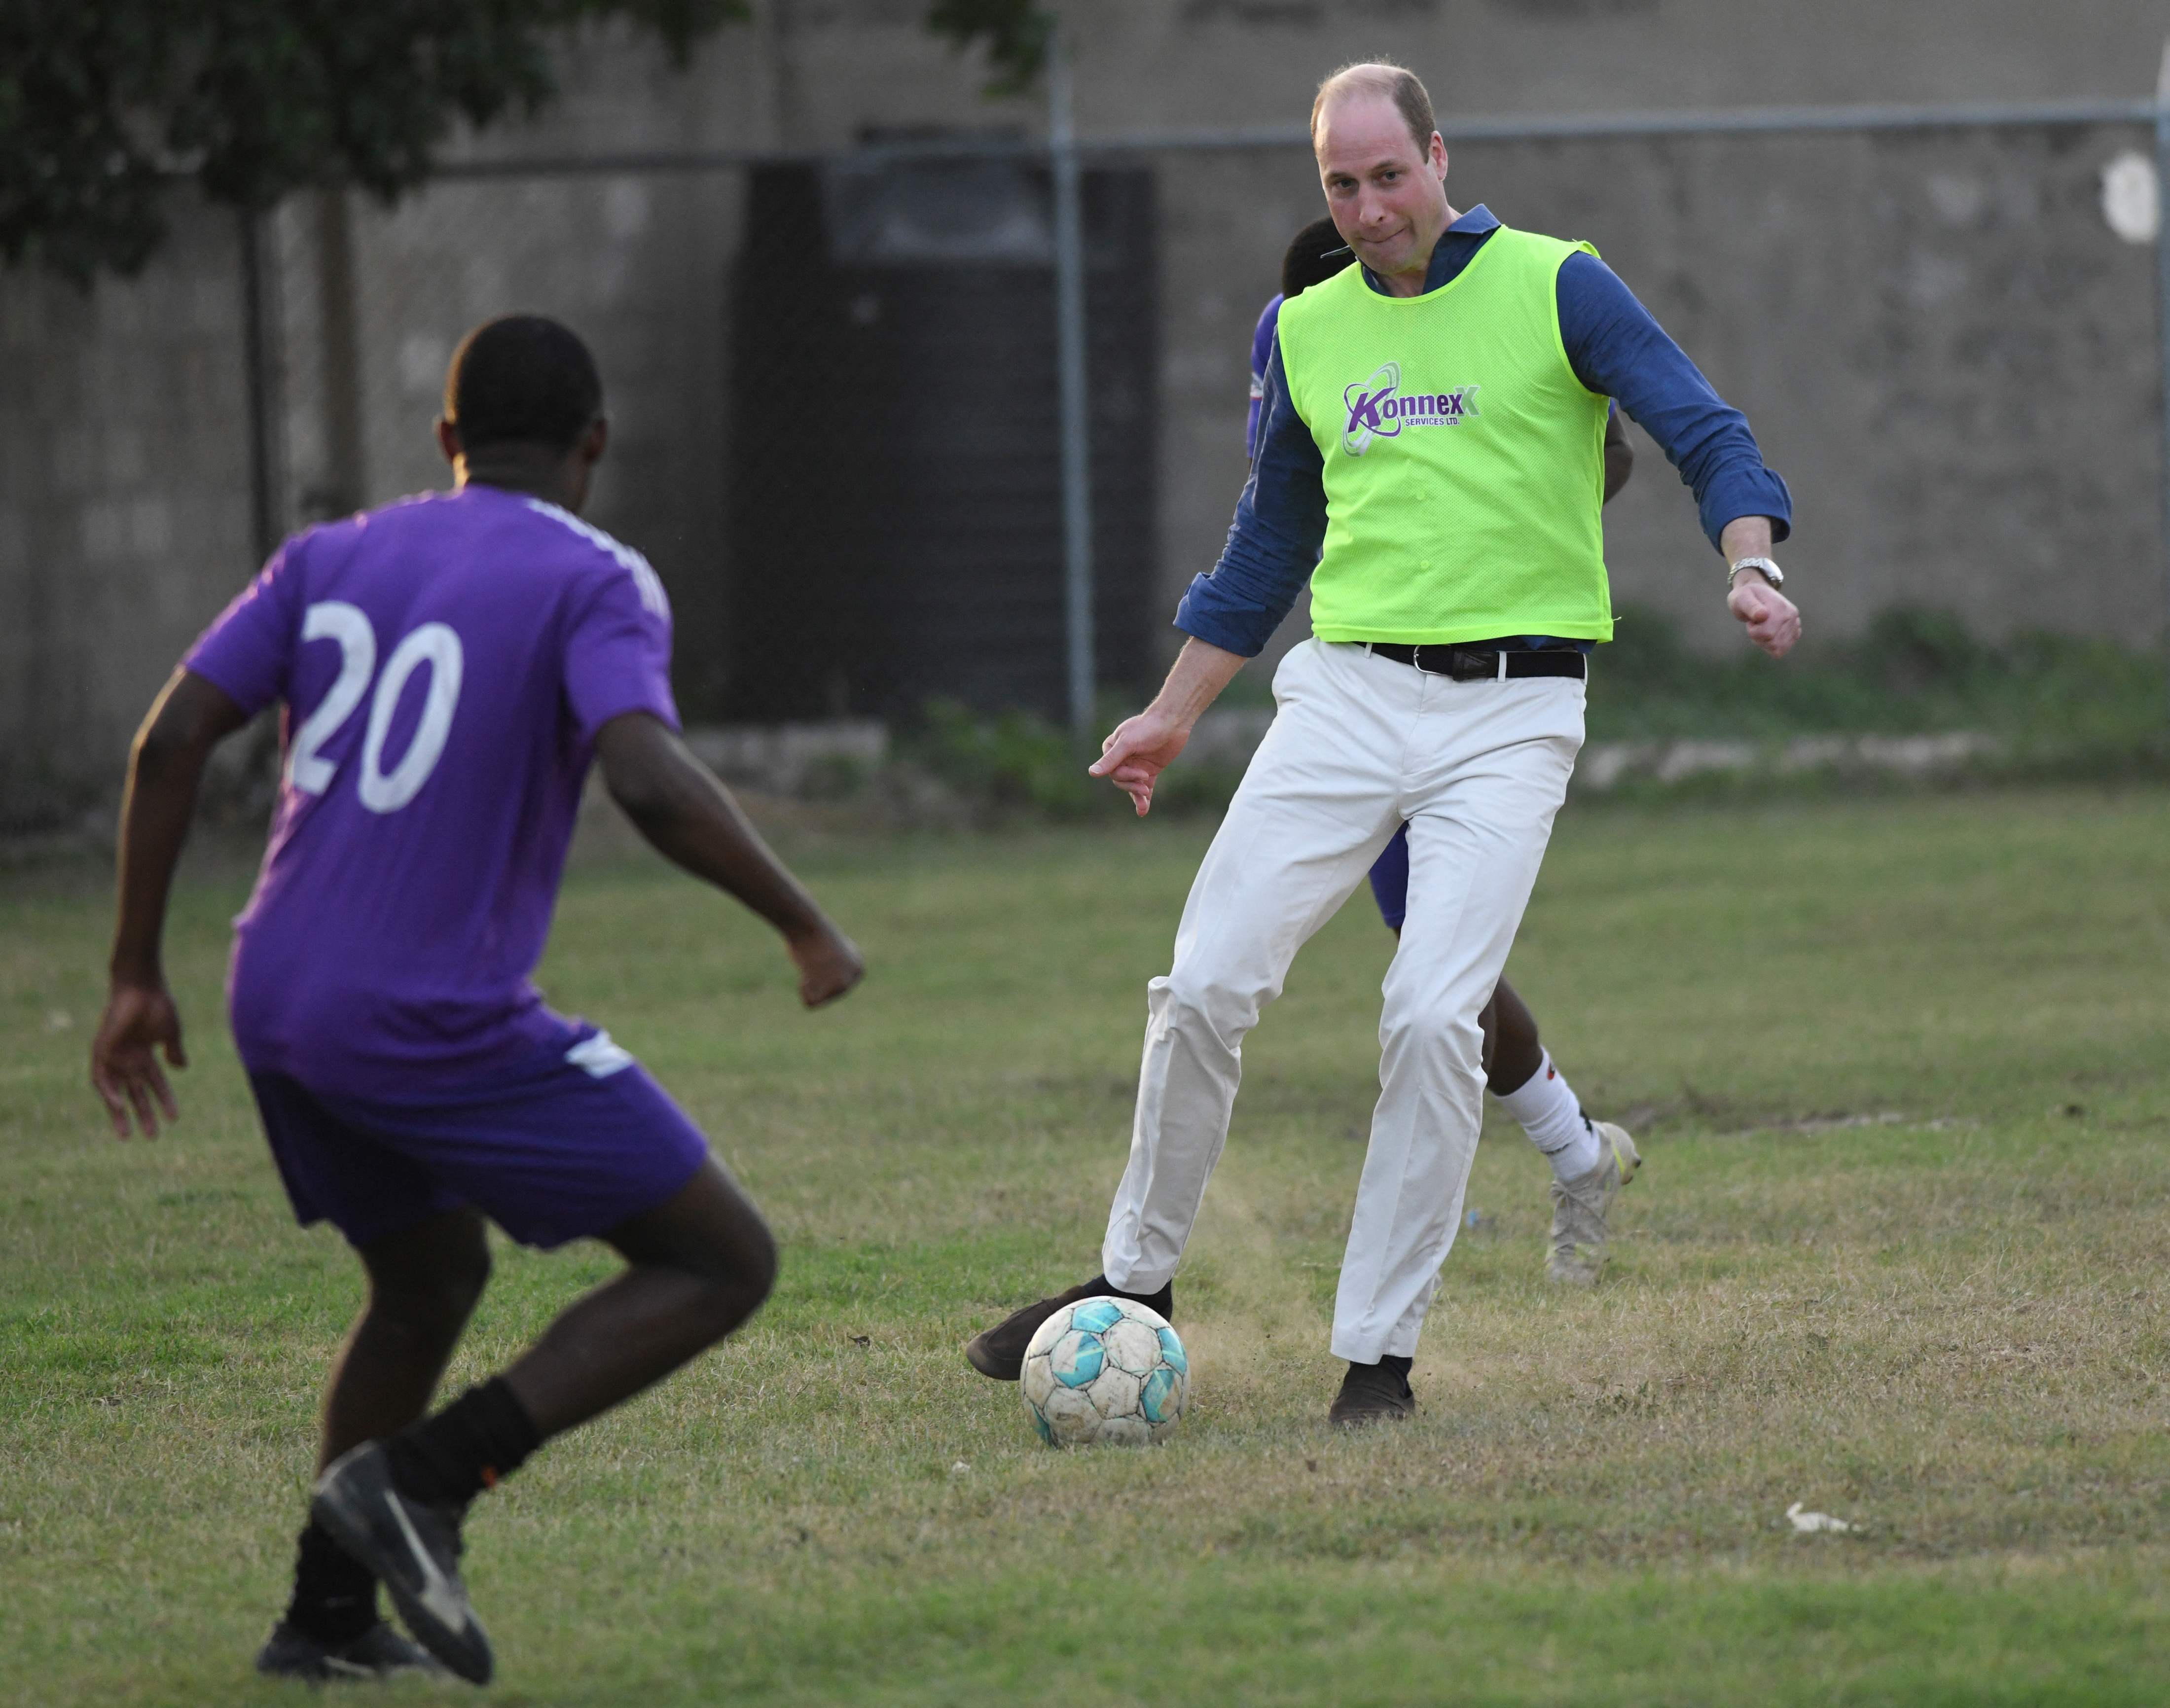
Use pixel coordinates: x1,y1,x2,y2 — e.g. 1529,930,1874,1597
1020,1297,1189,1447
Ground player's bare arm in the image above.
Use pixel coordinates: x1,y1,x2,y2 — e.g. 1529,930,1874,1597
595,712,864,1005
1719,514,1801,656
91,668,248,1138
1087,636,1248,816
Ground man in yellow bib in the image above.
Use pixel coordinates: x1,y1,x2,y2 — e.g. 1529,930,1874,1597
966,61,1801,1425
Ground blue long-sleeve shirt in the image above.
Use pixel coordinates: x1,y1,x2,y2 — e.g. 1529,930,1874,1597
1184,204,1793,657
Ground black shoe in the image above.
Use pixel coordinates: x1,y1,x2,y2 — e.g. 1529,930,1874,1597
255,1617,447,1682
1328,1355,1415,1427
311,1443,494,1685
964,1273,1174,1381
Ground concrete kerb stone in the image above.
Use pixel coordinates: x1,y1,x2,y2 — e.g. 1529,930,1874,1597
606,714,2009,807
682,721,890,795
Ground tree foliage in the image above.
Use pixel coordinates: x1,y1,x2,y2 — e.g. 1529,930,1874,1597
0,0,1054,282
927,0,1053,96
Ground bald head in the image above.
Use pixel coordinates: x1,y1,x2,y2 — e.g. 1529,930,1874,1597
1310,61,1438,159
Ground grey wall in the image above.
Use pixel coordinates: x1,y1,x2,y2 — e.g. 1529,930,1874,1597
1099,7,2168,661
275,172,754,712
1388,122,2157,653
7,0,2170,826
0,195,256,831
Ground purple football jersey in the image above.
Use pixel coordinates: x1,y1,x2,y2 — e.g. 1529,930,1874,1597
1246,292,1282,461
185,484,679,1097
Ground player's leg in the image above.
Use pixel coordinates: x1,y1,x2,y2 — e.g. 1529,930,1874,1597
249,1078,483,1681
272,1211,490,1678
499,1157,775,1434
315,1156,771,1683
1384,822,1505,1074
309,1052,757,1683
352,1155,768,1506
1488,976,1597,1172
265,1214,489,1680
1485,978,1542,1095
1329,676,1581,1424
322,1210,494,1467
966,639,1406,1379
1484,977,1641,1284
1368,821,1410,932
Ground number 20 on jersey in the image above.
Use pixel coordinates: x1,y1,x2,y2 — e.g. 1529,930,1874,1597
288,601,466,814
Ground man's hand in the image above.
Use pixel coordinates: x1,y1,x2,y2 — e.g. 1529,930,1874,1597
1085,636,1247,817
597,713,865,1006
93,670,243,1141
1729,572,1801,658
789,924,865,1008
1089,710,1191,817
90,980,187,1138
1717,516,1800,659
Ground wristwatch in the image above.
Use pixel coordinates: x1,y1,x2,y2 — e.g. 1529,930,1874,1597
1728,555,1784,591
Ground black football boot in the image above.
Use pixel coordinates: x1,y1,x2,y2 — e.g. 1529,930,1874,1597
1327,1354,1415,1426
255,1617,447,1681
964,1273,1174,1381
311,1443,494,1685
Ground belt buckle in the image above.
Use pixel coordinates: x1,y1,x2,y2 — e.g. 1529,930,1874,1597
1445,646,1498,683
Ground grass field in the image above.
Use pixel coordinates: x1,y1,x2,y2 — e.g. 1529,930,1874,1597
6,787,2170,1705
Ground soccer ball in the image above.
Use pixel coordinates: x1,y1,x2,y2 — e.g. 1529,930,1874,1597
1021,1296,1190,1447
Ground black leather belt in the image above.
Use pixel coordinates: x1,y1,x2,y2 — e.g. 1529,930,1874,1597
1362,642,1587,682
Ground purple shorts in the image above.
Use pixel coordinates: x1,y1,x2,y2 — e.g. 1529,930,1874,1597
250,1031,710,1250
1368,821,1410,931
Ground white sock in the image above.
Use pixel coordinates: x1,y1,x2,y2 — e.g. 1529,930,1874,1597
1496,1049,1602,1180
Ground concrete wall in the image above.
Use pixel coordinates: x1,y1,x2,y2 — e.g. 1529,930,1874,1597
1069,1,2170,660
0,195,256,831
6,0,2170,825
270,21,784,714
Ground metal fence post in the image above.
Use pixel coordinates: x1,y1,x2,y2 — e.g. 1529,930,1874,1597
237,206,278,565
1049,24,1097,741
2156,38,2170,723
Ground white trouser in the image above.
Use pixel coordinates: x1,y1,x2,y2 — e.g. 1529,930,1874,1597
1101,638,1585,1362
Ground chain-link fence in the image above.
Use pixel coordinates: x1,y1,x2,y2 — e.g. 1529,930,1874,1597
13,91,2169,835
239,99,2170,741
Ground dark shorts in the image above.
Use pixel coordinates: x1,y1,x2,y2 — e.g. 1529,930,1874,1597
1368,820,1410,931
250,1031,711,1250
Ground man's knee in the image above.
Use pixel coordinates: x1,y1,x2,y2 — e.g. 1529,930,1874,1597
1155,963,1266,1048
612,1167,778,1327
1382,999,1484,1077
716,1213,778,1311
667,1215,775,1343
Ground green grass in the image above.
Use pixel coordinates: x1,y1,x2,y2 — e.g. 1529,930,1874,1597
911,611,2170,821
1583,604,2170,747
5,788,2170,1704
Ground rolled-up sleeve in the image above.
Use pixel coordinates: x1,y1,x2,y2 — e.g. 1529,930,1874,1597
1556,250,1792,551
1175,332,1329,657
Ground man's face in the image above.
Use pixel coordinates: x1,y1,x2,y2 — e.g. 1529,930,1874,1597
1315,94,1449,284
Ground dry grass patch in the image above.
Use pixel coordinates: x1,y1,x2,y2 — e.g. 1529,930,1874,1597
6,791,2170,1703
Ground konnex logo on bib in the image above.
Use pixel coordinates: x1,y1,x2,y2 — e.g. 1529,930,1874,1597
1340,362,1481,456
